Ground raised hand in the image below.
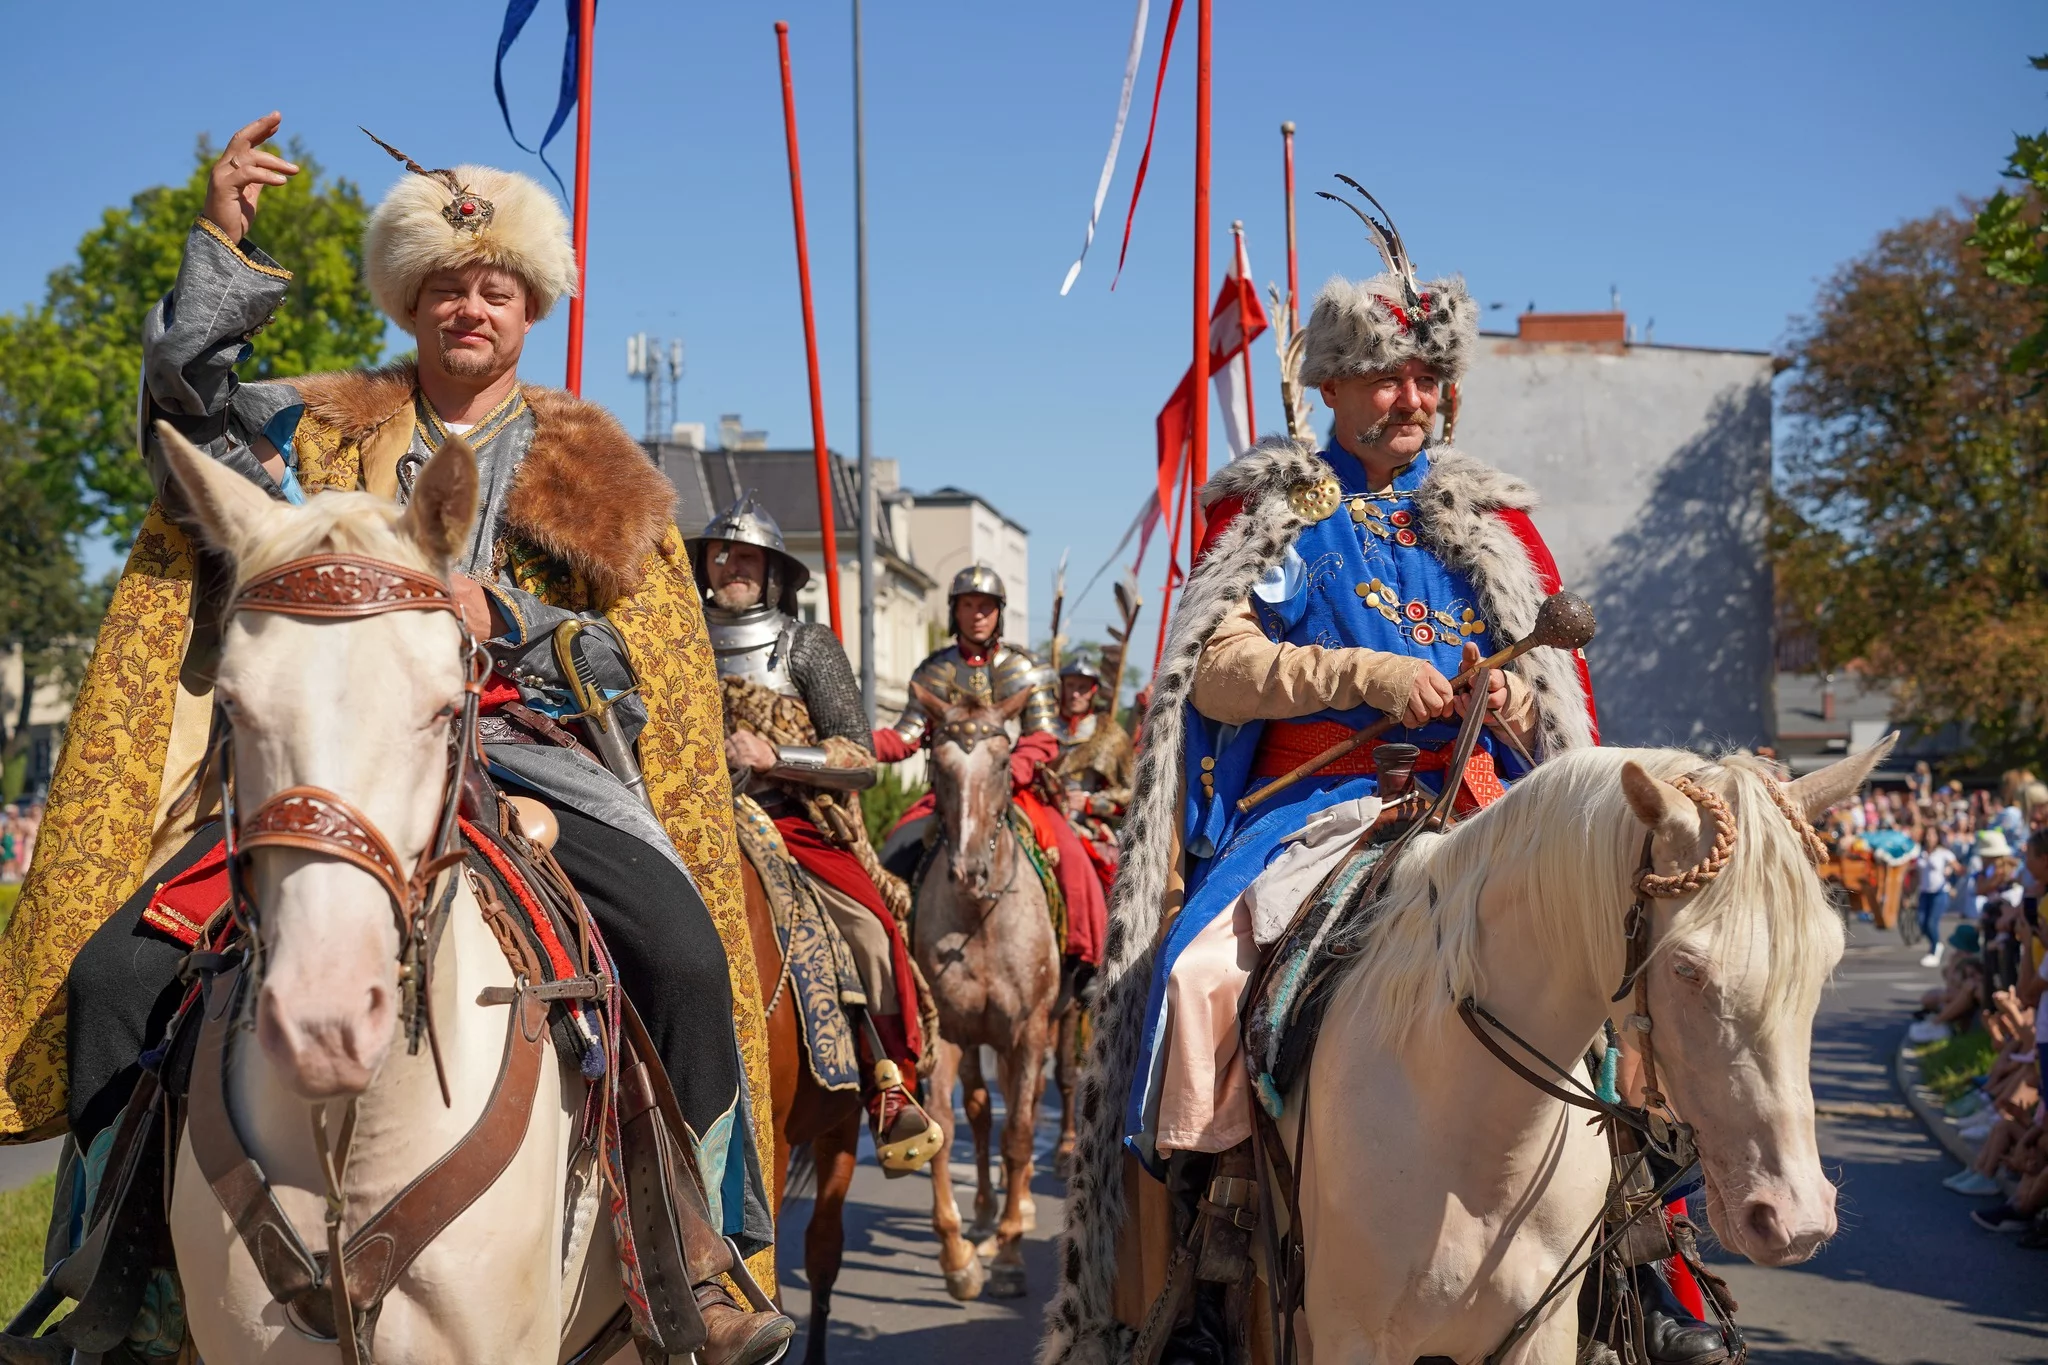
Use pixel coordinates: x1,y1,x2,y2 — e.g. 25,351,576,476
204,112,301,243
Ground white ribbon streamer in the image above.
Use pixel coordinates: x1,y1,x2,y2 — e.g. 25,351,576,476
1059,0,1151,296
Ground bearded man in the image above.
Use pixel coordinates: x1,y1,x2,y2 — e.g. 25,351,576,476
871,566,1109,974
1041,203,1615,1365
692,494,941,1171
0,114,792,1363
1053,659,1135,886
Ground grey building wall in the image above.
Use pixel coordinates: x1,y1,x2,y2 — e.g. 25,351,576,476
1450,336,1776,749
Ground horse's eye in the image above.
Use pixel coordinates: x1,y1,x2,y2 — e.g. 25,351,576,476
1672,960,1704,983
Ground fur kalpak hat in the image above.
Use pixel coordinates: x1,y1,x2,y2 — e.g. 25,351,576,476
1299,177,1479,388
360,131,579,326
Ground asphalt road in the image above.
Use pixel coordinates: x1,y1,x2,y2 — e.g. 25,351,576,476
779,920,2047,1365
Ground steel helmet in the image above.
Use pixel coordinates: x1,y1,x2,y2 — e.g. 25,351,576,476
947,564,1007,606
1059,658,1105,687
687,490,811,615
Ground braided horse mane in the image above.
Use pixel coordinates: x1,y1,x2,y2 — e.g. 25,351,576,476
1341,746,1841,1053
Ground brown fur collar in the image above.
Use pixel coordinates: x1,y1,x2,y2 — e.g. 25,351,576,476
291,362,676,605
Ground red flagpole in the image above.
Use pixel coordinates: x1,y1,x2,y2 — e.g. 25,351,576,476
1232,221,1258,440
1282,121,1299,332
1188,0,1212,556
564,0,596,394
1152,456,1194,674
775,20,845,640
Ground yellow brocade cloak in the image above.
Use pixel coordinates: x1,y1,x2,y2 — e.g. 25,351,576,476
0,368,774,1281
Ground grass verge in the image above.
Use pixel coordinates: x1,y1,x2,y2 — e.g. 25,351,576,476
1916,1027,1997,1101
0,1171,54,1326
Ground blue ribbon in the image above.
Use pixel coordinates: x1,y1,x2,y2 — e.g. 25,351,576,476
494,0,595,200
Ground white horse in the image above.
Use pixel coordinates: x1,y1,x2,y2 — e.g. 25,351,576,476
1295,740,1888,1364
157,427,628,1364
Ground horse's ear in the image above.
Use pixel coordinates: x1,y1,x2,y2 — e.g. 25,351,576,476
1620,760,1705,852
910,681,952,720
1786,733,1897,824
400,434,479,566
995,686,1034,722
155,419,278,558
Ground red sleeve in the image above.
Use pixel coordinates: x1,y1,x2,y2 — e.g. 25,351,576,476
1010,730,1060,788
1493,508,1600,744
1193,495,1244,566
871,728,915,763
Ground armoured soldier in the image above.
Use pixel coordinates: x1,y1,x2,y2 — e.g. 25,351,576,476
1053,659,1135,885
871,565,1108,973
692,494,941,1171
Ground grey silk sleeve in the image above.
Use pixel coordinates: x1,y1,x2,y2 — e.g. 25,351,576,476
139,221,305,507
788,621,873,752
483,590,649,746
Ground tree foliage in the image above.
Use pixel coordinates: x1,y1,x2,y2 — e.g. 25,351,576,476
0,403,107,753
0,138,385,543
1970,55,2048,383
1774,202,2048,767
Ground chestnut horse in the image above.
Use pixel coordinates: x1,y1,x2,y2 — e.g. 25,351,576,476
741,856,863,1365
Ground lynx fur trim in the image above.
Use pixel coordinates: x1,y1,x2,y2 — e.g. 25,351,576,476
364,164,578,324
1038,437,1591,1365
1299,271,1480,387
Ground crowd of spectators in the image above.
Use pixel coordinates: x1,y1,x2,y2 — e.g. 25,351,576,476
1871,767,2048,1246
0,800,41,884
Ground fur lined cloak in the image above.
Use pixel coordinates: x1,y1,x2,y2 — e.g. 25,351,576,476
1039,436,1597,1365
0,367,772,1262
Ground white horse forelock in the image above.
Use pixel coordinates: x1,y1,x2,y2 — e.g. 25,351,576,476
1345,746,1839,1052
220,488,435,582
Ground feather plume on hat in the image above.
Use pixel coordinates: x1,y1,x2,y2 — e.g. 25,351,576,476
360,130,579,326
1299,177,1478,387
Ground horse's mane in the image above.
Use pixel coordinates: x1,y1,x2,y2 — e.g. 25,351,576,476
229,490,436,584
1345,746,1837,1048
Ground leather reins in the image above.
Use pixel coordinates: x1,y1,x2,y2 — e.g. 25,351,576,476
199,551,500,1365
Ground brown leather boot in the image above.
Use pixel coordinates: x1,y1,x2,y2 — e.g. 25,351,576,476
671,1156,795,1365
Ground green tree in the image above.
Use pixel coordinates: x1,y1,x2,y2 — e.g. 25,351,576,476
0,404,107,765
0,137,385,543
1971,55,2048,382
1773,203,2048,768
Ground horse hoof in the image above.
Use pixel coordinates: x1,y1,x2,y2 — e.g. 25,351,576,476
966,1217,998,1244
944,1259,986,1301
986,1262,1029,1299
1019,1198,1037,1233
975,1234,1000,1260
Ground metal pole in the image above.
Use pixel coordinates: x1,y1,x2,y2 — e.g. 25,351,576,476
1282,121,1299,332
776,20,846,640
1188,0,1212,556
853,0,877,721
564,0,596,394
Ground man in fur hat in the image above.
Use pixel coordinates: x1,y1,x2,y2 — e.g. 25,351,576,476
1040,210,1609,1365
0,113,793,1363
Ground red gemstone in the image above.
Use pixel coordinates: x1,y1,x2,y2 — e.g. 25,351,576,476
1405,600,1428,622
460,200,477,215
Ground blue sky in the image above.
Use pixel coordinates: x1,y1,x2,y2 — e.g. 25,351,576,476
3,1,2043,641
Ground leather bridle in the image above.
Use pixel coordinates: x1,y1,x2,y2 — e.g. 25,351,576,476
217,552,489,1082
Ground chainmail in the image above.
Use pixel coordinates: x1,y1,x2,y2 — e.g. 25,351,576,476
785,621,872,751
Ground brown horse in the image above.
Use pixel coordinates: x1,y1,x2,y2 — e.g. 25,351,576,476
907,682,1060,1300
741,855,864,1365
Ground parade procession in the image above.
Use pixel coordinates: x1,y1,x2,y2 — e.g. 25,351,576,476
1,5,2046,1365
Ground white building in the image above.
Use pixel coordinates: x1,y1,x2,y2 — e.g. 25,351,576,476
900,488,1031,644
1452,312,1776,749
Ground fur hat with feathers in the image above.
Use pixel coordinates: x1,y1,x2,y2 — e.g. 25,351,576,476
363,163,578,326
1299,271,1479,387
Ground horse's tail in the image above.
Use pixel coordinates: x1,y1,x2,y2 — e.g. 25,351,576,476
783,1140,818,1201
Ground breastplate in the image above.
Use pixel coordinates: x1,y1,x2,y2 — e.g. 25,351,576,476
708,604,800,697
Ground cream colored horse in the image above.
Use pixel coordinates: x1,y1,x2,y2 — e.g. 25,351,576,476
157,428,627,1364
1295,740,1889,1365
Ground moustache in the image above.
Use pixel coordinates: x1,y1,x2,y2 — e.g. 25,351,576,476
1356,410,1433,445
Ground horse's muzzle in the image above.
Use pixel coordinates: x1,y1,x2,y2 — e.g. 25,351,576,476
255,975,395,1099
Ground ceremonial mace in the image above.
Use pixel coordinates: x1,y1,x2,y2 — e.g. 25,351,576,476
1235,592,1597,815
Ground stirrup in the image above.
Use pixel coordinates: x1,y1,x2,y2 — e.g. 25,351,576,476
869,1059,942,1176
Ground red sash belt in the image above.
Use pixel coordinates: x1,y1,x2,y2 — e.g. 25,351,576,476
1248,719,1506,810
